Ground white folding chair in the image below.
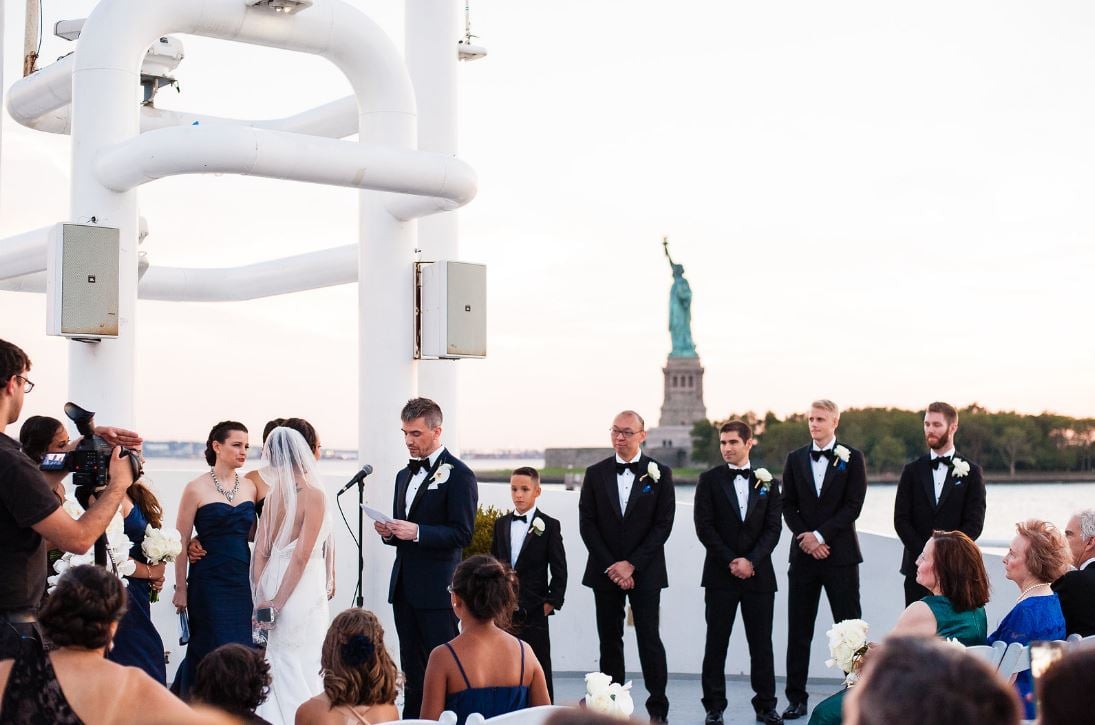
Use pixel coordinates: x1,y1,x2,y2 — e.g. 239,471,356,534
998,642,1030,678
465,705,572,725
395,711,458,725
966,641,1007,670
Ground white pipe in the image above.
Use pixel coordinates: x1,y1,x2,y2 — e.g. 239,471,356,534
0,271,45,292
6,52,75,125
94,125,477,214
0,224,51,279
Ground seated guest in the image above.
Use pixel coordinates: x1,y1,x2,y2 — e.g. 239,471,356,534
0,564,195,724
191,643,273,724
1037,646,1095,725
890,530,989,645
988,519,1070,719
296,609,401,724
421,555,550,725
1051,508,1095,636
843,636,1020,725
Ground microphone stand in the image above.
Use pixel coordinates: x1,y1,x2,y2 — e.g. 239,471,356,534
355,476,365,608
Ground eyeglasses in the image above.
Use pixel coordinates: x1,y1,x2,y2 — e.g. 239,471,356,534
14,376,34,393
610,428,642,439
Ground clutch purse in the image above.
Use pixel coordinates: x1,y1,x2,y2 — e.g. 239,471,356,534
177,610,190,646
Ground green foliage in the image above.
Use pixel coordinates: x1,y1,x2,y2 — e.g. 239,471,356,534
690,405,1095,474
463,504,504,560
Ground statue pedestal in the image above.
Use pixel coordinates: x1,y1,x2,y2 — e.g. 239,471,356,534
646,355,707,467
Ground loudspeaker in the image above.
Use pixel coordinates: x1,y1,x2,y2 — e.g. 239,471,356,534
46,223,120,339
417,260,486,359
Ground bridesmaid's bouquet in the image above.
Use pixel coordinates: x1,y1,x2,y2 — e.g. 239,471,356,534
826,619,871,684
141,525,182,602
582,672,634,718
48,501,135,593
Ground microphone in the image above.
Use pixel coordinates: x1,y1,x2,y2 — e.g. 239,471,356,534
336,464,374,496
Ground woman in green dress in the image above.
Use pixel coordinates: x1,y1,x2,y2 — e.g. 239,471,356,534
808,530,989,724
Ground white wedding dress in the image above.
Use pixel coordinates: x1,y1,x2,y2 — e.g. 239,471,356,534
255,513,332,725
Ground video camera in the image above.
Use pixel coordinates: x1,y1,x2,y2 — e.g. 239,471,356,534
39,402,143,508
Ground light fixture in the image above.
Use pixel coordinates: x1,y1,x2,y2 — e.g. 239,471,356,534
244,0,313,14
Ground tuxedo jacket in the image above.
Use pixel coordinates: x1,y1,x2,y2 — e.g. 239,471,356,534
490,509,568,613
384,449,479,608
893,453,986,576
1051,562,1095,637
578,454,675,591
693,465,782,593
781,443,867,568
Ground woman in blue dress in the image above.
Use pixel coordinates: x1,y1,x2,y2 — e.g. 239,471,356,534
420,555,550,725
104,476,169,683
172,421,258,699
988,519,1071,720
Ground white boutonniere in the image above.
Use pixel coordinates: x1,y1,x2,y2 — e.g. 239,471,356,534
428,463,453,489
530,516,546,537
833,445,851,465
951,458,971,479
639,461,661,483
754,467,774,495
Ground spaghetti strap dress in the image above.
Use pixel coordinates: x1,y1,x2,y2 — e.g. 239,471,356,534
442,637,530,725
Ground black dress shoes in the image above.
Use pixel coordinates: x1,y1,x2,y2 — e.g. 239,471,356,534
704,711,724,725
782,701,808,720
756,710,784,724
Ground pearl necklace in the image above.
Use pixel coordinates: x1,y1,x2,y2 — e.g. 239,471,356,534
1015,581,1049,604
210,467,240,503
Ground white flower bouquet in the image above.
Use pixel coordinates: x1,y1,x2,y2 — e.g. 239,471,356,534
583,672,634,718
141,525,182,601
48,500,135,593
825,619,870,684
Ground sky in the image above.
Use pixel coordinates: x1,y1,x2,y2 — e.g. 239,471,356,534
2,1,1095,450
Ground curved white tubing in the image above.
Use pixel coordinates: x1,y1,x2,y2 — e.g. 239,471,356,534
0,225,50,280
94,125,477,212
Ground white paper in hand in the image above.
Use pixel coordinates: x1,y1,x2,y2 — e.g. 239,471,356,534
363,505,394,524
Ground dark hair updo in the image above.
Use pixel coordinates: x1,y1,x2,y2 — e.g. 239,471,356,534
204,420,248,466
19,415,65,463
192,643,271,717
450,554,518,629
281,417,318,452
40,565,127,649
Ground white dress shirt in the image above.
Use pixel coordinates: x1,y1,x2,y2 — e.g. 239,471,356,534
1081,557,1095,571
509,505,537,567
405,445,446,513
616,451,643,516
930,446,955,503
731,461,751,519
809,439,836,545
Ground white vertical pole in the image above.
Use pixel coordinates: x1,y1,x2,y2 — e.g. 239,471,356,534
405,0,463,453
1,0,6,212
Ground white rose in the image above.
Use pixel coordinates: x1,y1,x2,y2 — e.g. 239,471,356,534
116,558,137,577
755,468,773,484
531,517,546,533
834,445,851,464
607,682,635,716
586,690,614,714
646,462,661,482
952,458,971,478
585,671,613,697
432,463,453,485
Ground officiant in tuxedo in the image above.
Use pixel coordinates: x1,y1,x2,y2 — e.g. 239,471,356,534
579,410,675,724
490,467,567,700
893,401,986,606
374,397,478,718
694,420,783,725
780,400,867,720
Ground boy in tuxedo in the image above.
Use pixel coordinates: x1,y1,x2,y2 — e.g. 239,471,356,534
490,467,567,700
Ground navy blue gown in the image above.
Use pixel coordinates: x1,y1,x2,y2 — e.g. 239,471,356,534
172,501,257,699
443,638,530,725
107,505,167,683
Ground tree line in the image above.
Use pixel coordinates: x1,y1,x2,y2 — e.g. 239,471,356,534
691,405,1095,476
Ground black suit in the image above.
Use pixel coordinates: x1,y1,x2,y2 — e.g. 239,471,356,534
383,449,478,718
694,464,782,715
893,452,985,606
579,455,675,721
782,443,867,706
1052,561,1095,637
491,508,567,700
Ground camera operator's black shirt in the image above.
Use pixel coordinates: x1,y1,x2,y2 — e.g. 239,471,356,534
0,433,60,611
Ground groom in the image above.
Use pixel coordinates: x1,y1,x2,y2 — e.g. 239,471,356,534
375,397,478,718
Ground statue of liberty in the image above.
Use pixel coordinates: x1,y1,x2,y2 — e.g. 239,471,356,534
662,237,697,358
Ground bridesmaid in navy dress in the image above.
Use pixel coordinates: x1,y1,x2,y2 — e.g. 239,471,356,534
105,477,169,683
172,421,258,699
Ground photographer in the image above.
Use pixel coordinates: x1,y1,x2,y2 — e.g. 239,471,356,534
0,339,141,658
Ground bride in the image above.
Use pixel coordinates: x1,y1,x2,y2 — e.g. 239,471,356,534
251,426,335,724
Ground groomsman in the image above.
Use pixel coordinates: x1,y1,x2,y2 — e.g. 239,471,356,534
780,400,867,720
893,401,986,606
374,398,478,718
579,411,675,724
1052,509,1095,636
695,420,783,725
490,467,568,700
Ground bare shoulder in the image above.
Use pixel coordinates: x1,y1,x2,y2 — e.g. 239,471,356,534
0,659,11,694
126,666,193,719
368,703,401,723
893,600,937,635
295,694,329,723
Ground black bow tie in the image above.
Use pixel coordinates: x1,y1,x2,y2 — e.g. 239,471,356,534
728,467,751,479
407,459,426,475
931,456,953,470
811,449,834,462
513,514,528,523
615,461,641,476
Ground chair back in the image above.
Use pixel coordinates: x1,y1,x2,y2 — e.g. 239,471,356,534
465,705,572,725
998,641,1030,677
398,711,459,725
966,643,1006,670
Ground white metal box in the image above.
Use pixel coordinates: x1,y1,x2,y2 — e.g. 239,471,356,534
46,223,120,339
417,261,486,359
